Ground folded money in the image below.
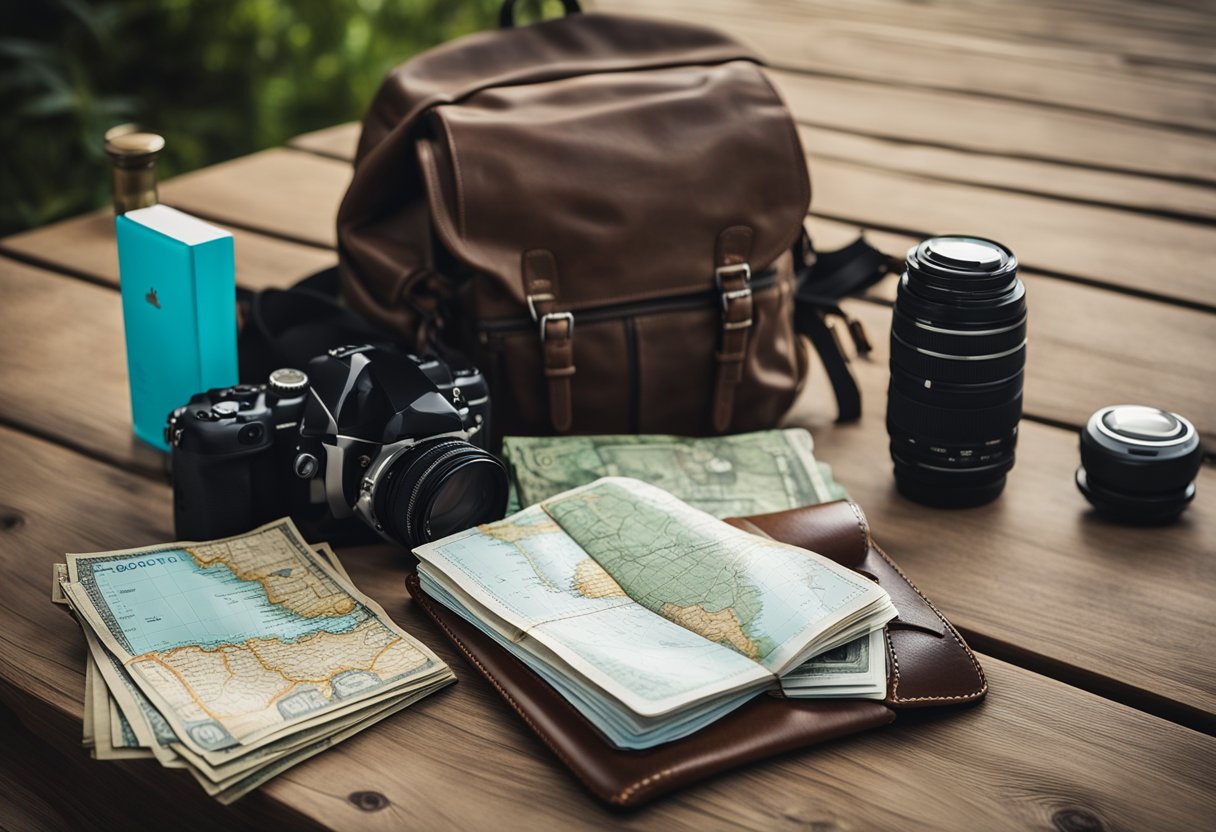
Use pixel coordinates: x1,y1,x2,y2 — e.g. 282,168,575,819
53,521,454,803
502,428,848,516
415,477,895,750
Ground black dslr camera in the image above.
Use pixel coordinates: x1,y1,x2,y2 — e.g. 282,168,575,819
167,345,508,547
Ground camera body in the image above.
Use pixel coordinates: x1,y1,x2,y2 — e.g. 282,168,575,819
168,345,505,546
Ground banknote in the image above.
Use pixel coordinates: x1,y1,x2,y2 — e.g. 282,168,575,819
781,628,888,699
58,520,454,799
503,428,848,517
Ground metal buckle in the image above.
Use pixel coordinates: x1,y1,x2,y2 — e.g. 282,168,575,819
714,262,751,290
526,293,555,322
715,262,752,316
539,311,574,342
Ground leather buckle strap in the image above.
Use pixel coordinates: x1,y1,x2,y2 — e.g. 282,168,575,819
523,249,575,432
716,263,753,330
539,312,575,432
712,254,754,433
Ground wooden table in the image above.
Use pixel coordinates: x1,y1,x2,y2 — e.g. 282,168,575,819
1,1,1213,829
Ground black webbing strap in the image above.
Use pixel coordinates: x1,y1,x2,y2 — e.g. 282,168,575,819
792,232,896,422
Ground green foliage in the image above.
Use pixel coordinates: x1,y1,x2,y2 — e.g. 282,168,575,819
0,0,527,235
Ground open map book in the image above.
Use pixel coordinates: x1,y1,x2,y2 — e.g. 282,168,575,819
415,477,896,749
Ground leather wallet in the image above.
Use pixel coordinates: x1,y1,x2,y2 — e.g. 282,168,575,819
405,500,987,807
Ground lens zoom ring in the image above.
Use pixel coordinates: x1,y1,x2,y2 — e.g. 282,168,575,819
892,312,1026,356
890,337,1026,384
888,387,1023,442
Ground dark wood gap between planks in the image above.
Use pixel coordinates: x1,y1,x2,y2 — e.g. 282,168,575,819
957,629,1215,737
810,149,1216,228
766,61,1216,140
792,118,1216,191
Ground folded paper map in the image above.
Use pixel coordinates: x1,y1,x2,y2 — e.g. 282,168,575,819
502,428,848,516
53,521,453,802
415,477,895,749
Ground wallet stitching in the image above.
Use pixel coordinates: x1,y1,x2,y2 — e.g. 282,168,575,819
846,501,870,558
875,545,988,703
412,580,659,806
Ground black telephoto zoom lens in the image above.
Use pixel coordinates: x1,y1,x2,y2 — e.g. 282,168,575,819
886,236,1027,508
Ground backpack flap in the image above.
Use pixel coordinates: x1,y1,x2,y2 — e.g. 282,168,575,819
414,59,810,312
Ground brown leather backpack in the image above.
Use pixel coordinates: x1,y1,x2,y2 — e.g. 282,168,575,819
337,0,883,439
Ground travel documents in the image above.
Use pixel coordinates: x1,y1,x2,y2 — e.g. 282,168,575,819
502,428,848,517
415,477,896,749
52,519,453,802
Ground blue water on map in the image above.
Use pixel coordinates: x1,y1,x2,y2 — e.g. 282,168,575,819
85,549,363,654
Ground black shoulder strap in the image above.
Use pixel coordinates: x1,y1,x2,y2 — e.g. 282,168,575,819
791,232,897,422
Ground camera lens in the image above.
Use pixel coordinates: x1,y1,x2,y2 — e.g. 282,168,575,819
886,235,1027,508
375,439,508,547
1076,405,1202,524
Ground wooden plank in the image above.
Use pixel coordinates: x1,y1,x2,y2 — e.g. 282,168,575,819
0,259,166,477
736,0,1216,67
158,148,351,249
807,155,1216,309
1,261,1212,729
770,69,1216,185
800,126,1216,224
594,0,1216,131
1,424,1213,830
0,704,286,832
288,124,362,160
0,210,335,293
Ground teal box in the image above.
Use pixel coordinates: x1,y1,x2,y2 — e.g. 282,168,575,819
115,205,238,451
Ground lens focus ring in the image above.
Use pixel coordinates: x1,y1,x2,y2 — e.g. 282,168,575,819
888,386,1023,442
890,335,1026,384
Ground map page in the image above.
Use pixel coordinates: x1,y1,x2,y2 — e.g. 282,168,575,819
415,505,771,722
503,428,847,516
542,478,894,674
64,519,451,760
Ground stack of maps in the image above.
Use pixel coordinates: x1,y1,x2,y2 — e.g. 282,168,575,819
52,520,453,803
416,477,897,749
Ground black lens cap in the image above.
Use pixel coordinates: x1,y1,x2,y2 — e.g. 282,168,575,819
907,235,1018,295
1077,404,1202,524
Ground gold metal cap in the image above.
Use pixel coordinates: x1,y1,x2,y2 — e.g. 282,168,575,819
104,132,166,168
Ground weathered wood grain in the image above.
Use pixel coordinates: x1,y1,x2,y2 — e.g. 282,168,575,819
1,425,1213,831
0,259,167,477
801,126,1216,225
769,69,1216,186
158,148,352,249
0,209,335,292
1,260,1211,729
594,0,1216,131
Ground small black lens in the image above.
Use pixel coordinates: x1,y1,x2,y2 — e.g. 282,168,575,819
886,235,1027,508
1076,405,1202,524
375,439,508,547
